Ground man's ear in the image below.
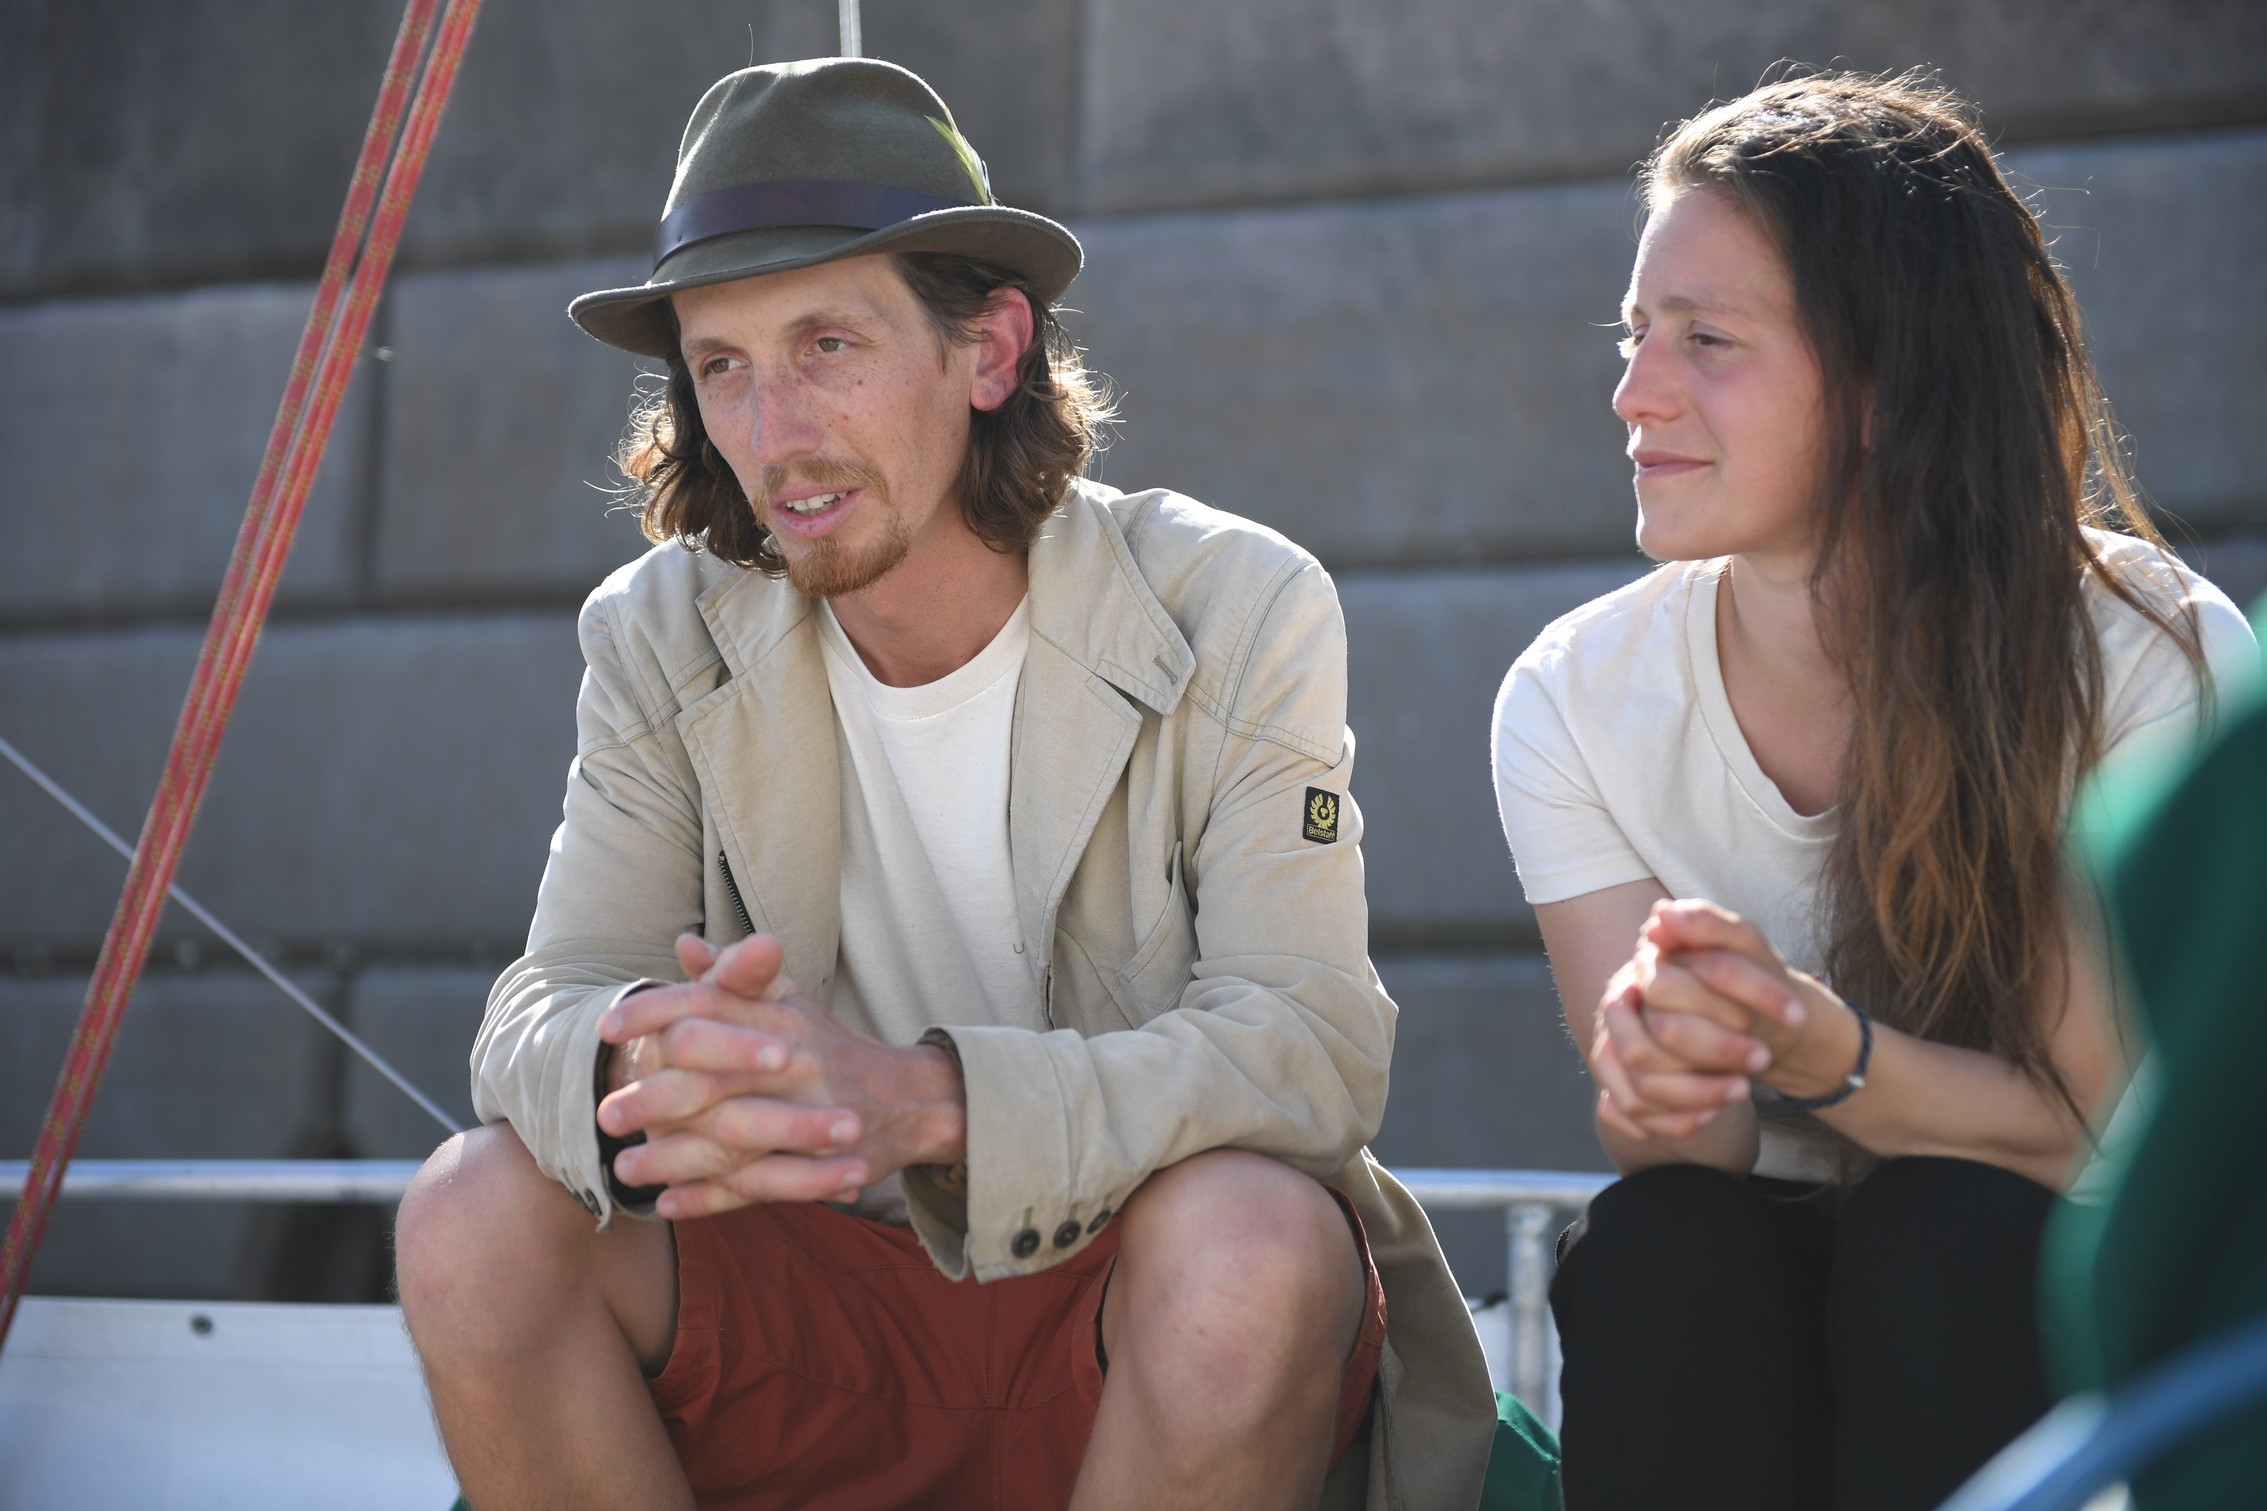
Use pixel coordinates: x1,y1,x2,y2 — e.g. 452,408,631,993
968,286,1036,414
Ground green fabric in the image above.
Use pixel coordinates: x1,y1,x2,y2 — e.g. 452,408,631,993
2043,604,2267,1507
1479,1391,1563,1511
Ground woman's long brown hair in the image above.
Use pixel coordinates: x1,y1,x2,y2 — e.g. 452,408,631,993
1645,72,2204,1108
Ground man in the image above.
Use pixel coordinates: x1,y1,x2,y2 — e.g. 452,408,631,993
395,58,1493,1511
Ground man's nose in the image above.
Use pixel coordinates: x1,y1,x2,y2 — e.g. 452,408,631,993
747,377,820,467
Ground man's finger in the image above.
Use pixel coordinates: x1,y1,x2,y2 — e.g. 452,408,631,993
656,1155,873,1219
599,1067,733,1136
658,1016,792,1077
691,1095,861,1159
703,933,791,1000
599,977,779,1044
610,1127,747,1188
675,932,719,980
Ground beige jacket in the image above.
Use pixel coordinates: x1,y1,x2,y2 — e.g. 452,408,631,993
473,480,1496,1509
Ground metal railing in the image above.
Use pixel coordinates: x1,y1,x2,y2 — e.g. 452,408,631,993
1395,1168,1613,1418
3,1158,1612,1415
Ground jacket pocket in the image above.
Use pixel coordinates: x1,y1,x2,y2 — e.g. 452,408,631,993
1115,841,1194,1020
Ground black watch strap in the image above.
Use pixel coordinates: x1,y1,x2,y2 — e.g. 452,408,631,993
594,1040,667,1211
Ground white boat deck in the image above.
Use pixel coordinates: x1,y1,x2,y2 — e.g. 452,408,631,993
0,1298,456,1510
0,1160,1592,1506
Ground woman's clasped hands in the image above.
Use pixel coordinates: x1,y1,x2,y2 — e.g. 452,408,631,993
1588,898,1868,1146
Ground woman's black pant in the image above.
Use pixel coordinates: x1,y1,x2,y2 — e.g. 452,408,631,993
1550,1157,2055,1511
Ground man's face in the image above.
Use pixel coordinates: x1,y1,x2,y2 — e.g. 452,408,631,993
673,255,981,598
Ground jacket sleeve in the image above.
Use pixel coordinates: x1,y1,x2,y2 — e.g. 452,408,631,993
906,561,1394,1281
470,590,705,1224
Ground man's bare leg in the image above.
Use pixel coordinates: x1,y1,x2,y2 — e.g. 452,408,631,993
395,1124,688,1511
1073,1151,1368,1511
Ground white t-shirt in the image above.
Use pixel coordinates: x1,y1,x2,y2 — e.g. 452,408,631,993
1492,531,2259,1179
818,598,1047,1050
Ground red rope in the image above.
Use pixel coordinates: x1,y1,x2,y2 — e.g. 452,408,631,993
0,0,486,1346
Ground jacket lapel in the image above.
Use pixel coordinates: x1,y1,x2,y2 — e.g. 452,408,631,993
677,569,844,999
1010,488,1197,972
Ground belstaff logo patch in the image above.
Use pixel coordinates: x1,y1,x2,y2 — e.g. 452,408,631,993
1303,788,1341,844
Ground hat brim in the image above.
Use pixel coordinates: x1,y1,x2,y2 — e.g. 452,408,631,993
568,205,1083,359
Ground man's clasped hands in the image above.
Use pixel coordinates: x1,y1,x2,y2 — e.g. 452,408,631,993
593,933,968,1219
1589,899,1871,1144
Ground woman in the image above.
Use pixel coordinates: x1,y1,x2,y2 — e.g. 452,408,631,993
1490,72,2258,1511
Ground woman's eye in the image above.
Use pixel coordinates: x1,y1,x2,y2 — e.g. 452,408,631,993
1616,328,1644,357
1688,330,1728,349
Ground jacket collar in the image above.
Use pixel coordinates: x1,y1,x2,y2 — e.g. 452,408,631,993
1025,481,1194,717
685,483,1194,700
676,483,1195,992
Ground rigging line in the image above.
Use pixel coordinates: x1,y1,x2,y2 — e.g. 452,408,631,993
0,734,463,1138
0,0,487,1352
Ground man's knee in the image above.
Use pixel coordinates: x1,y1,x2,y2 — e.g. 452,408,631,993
396,1123,578,1319
1118,1151,1364,1380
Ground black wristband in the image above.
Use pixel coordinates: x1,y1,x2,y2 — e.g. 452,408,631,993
1776,997,1873,1111
594,1040,667,1211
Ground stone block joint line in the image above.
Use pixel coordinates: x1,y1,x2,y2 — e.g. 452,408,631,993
0,0,487,1350
0,733,464,1138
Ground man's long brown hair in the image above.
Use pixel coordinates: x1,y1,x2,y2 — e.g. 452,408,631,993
617,252,1113,572
1645,72,2203,1104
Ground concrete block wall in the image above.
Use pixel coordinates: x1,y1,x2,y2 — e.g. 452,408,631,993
6,0,2262,1301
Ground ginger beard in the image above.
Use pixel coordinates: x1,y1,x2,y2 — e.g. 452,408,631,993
750,459,911,599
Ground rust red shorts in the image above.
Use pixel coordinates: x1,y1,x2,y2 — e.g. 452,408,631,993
646,1190,1387,1509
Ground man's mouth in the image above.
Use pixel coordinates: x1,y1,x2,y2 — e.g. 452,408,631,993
766,486,862,537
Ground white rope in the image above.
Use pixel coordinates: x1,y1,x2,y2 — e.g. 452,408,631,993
837,0,862,58
0,733,464,1137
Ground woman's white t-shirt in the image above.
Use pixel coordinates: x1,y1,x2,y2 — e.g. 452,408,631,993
1491,531,2259,1178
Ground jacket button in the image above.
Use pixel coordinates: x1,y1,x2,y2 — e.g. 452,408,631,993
1086,1208,1112,1235
1011,1228,1041,1259
1052,1220,1082,1249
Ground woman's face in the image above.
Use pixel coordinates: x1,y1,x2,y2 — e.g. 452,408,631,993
1613,187,1830,567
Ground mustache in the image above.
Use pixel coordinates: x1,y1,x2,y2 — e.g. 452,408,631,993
750,460,887,512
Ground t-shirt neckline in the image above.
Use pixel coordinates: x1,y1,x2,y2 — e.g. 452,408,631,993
816,596,1032,723
1685,560,1837,842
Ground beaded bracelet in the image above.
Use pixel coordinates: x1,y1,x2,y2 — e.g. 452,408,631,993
1775,997,1874,1110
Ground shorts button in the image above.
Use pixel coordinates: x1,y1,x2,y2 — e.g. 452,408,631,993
1086,1208,1112,1234
1011,1227,1041,1259
1052,1220,1082,1249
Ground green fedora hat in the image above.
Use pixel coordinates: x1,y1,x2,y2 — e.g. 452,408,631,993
570,57,1082,359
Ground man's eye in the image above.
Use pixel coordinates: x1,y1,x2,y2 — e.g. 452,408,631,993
1616,328,1643,357
815,336,846,354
